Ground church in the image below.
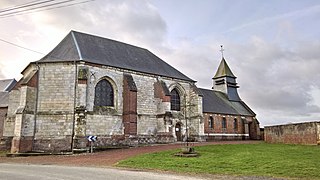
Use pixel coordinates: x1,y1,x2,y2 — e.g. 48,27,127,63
2,31,260,153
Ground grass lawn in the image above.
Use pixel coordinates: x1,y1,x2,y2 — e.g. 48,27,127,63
0,151,8,157
117,143,320,179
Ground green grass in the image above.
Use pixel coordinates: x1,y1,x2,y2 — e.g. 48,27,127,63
0,151,8,157
117,143,320,179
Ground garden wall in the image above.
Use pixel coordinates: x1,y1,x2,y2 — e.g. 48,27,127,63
264,121,320,145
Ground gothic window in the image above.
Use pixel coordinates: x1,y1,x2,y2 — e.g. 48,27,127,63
209,116,214,129
170,89,180,111
222,117,227,129
234,118,238,131
94,79,114,106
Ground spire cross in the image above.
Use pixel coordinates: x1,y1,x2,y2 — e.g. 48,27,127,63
220,45,224,58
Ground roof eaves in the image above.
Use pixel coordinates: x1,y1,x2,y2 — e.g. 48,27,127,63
239,101,256,116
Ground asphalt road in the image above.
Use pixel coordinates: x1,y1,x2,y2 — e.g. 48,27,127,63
0,163,210,180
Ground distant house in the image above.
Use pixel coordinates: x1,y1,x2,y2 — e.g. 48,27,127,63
2,31,260,153
0,79,17,150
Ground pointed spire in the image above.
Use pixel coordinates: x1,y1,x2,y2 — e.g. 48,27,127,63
213,57,236,78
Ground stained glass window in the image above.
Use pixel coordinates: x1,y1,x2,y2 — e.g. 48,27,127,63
170,89,180,111
94,79,114,106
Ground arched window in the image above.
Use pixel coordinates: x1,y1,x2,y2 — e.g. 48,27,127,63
170,89,180,111
94,79,114,106
209,116,214,129
234,118,238,131
222,117,227,129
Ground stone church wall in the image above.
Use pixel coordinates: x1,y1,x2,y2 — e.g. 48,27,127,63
0,107,8,150
4,61,204,152
4,90,20,138
38,63,75,112
80,63,203,146
0,108,6,138
30,63,76,151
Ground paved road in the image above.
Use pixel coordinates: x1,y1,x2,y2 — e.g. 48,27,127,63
0,163,211,180
0,163,284,180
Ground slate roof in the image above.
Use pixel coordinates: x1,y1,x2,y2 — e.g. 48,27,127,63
0,79,17,108
0,92,9,108
213,58,236,78
37,31,194,82
0,79,17,91
200,88,255,116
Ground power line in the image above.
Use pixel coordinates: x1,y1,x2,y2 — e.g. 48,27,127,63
0,37,77,61
0,0,55,13
0,38,44,55
0,0,94,18
0,0,42,12
0,0,84,17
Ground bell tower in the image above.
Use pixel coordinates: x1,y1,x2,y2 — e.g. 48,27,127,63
212,45,241,101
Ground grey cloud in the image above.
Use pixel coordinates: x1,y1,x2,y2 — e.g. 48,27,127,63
1,0,169,78
228,38,320,121
160,41,218,87
0,68,4,79
161,36,320,126
36,0,168,50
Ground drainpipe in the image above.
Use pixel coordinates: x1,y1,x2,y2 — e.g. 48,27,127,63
71,60,77,153
32,62,40,151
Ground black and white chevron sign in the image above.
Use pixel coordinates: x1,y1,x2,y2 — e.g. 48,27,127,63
87,135,97,142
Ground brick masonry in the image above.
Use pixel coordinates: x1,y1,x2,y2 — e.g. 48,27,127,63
203,113,260,140
264,121,320,145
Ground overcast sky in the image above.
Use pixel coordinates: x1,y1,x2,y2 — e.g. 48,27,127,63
0,0,320,127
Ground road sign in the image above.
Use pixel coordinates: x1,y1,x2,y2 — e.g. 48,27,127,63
87,135,97,142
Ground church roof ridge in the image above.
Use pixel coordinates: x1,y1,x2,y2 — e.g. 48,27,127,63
213,57,236,79
37,30,195,82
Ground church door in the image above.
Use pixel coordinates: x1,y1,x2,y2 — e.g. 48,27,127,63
175,123,182,141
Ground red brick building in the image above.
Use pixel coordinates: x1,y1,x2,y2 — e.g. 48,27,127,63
200,58,260,140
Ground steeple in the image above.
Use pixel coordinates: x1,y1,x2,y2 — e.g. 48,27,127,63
212,46,241,101
213,58,236,78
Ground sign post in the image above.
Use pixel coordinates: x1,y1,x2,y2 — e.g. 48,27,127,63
86,136,97,153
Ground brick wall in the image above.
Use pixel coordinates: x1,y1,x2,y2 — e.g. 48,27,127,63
203,113,248,140
265,121,320,145
123,74,137,135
